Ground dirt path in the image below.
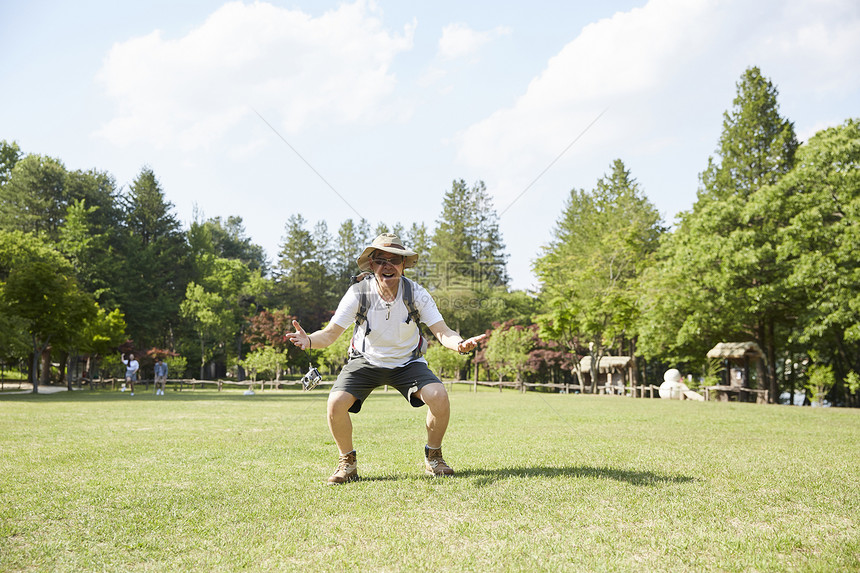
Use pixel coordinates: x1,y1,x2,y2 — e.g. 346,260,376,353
0,383,79,395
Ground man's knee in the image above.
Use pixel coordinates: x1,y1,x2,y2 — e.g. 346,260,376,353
418,383,449,408
328,391,357,414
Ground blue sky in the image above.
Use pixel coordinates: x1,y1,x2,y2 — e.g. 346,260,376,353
2,0,858,290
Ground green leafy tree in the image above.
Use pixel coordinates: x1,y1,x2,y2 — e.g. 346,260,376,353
0,154,68,239
0,306,30,367
165,354,188,380
56,169,124,310
0,140,23,186
180,282,232,379
373,222,390,236
187,211,270,379
64,168,120,227
425,342,469,381
755,119,860,402
58,199,112,302
701,67,798,201
318,325,353,376
536,160,663,391
805,363,835,406
638,67,799,401
0,152,125,314
494,289,541,327
240,346,288,382
484,323,533,383
188,212,267,274
845,371,860,408
179,257,264,379
0,231,98,391
431,180,508,287
73,307,127,387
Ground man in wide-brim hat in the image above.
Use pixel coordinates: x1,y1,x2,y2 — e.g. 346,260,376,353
355,234,419,271
286,233,486,484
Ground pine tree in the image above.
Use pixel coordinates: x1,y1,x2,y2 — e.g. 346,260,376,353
637,67,799,401
275,214,336,330
333,219,362,285
702,66,798,201
430,179,510,335
431,179,508,291
405,221,432,283
116,167,191,348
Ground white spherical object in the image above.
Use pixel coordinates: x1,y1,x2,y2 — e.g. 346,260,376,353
659,369,685,399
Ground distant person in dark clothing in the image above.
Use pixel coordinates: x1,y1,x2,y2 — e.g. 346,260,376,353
154,358,168,396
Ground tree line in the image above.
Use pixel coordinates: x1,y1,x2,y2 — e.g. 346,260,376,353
1,66,857,405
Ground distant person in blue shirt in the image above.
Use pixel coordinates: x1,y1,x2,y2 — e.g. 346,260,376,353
154,357,168,396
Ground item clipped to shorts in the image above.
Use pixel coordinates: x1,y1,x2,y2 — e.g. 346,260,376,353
301,366,322,391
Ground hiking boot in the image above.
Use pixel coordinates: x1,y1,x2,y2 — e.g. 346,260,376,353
424,446,454,477
327,451,358,485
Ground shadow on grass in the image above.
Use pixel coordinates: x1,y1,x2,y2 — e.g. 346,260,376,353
336,466,697,486
457,465,697,487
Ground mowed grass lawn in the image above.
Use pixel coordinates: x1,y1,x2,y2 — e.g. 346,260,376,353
1,385,858,572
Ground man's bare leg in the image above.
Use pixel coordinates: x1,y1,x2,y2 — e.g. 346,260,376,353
417,383,450,448
326,390,359,484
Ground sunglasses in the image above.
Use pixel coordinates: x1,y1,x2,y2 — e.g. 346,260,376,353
371,255,403,266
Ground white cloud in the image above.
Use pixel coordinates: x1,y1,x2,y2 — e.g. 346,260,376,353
95,0,414,149
449,0,860,290
437,22,510,61
749,0,860,97
454,0,860,208
417,65,448,88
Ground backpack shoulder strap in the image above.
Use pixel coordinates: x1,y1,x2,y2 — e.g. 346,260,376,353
354,276,373,330
401,277,421,325
349,276,374,359
401,277,427,361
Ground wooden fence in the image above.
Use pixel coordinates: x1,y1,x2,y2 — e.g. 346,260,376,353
79,377,308,392
444,379,661,397
4,376,664,398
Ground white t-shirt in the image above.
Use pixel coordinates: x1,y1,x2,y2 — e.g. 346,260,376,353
331,278,444,368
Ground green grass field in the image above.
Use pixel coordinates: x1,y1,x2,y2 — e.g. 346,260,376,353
1,386,858,572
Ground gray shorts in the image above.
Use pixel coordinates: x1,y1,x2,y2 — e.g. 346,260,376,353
332,357,443,413
126,371,137,381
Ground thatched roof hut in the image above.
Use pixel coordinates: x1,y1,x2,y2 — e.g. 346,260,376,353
706,342,764,391
577,356,633,393
579,356,632,372
706,342,763,360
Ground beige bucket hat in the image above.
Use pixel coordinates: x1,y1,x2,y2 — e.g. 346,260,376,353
357,233,418,271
